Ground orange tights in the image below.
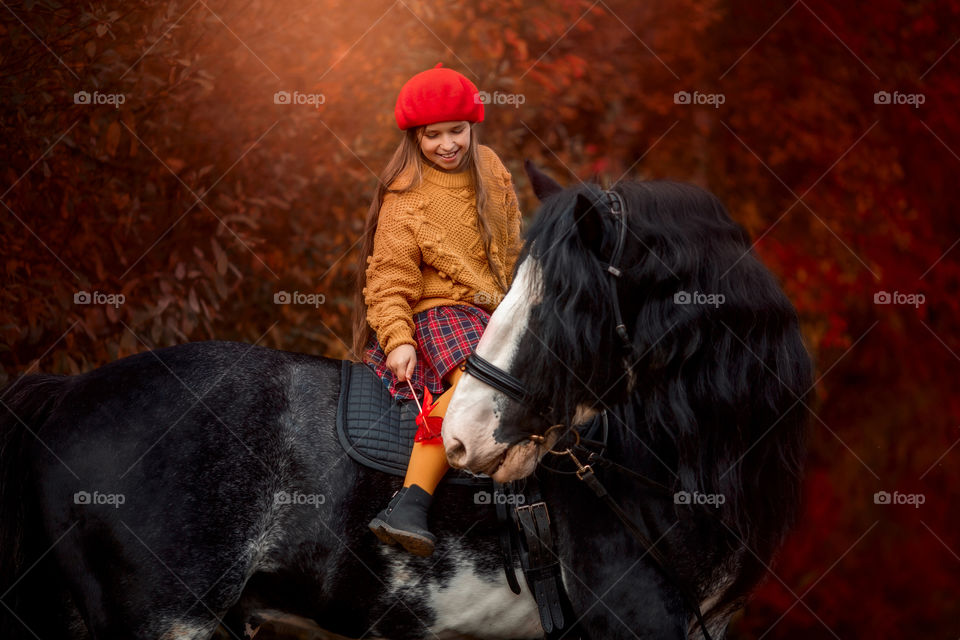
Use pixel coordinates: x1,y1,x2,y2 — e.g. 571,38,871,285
402,362,466,494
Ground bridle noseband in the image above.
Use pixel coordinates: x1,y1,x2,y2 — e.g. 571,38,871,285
462,349,531,407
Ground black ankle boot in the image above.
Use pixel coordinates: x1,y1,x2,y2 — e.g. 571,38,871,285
368,484,436,556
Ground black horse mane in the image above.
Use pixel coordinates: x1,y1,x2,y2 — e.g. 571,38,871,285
512,177,813,616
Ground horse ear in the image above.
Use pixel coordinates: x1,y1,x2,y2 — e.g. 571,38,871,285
572,192,604,256
524,159,563,201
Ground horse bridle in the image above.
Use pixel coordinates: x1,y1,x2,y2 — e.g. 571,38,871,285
463,188,635,412
462,188,716,640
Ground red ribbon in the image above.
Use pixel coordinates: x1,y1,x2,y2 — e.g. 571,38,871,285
413,386,444,444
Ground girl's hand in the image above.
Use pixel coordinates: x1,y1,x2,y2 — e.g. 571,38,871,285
386,344,417,382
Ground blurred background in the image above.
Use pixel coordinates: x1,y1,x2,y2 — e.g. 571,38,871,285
2,0,958,637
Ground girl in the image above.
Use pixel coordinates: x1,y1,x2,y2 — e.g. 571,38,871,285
351,64,523,557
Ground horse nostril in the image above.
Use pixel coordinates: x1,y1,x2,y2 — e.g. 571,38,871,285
445,438,466,467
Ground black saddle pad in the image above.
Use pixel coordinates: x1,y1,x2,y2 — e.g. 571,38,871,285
336,360,490,486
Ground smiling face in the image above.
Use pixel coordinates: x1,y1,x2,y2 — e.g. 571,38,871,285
418,121,471,171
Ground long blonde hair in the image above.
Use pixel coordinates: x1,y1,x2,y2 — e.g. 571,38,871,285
350,123,508,359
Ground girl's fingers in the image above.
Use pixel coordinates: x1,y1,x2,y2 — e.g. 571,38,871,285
388,348,415,383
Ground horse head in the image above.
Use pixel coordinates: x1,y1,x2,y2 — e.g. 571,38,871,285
443,162,812,547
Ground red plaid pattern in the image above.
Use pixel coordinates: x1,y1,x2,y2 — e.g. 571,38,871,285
363,304,491,402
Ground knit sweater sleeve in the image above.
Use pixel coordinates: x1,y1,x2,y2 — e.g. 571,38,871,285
363,192,424,355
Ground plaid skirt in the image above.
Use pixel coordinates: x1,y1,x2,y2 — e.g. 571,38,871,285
363,304,491,402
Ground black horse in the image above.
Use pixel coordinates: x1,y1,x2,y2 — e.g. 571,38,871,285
0,164,812,639
443,164,813,638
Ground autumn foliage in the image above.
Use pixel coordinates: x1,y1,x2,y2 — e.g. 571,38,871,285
2,0,959,636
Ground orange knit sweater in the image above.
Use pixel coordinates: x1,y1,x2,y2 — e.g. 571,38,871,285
363,145,523,355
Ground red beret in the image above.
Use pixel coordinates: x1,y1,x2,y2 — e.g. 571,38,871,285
394,63,485,130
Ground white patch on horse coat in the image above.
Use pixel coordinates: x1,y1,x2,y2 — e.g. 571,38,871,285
427,567,543,639
426,547,542,639
380,542,541,638
157,619,219,639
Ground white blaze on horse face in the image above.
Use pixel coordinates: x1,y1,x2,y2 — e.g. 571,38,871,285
443,257,539,476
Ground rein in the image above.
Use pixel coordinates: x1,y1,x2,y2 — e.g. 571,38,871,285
463,188,715,640
538,425,714,640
